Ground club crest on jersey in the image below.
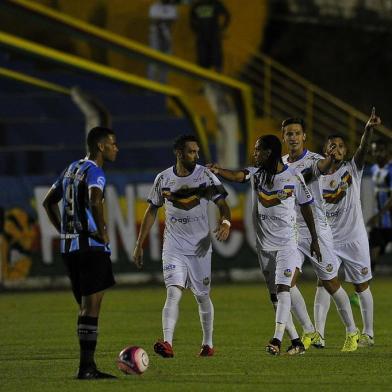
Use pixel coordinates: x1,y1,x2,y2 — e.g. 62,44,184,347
284,269,292,277
323,171,352,204
326,264,333,272
361,267,369,275
203,277,210,286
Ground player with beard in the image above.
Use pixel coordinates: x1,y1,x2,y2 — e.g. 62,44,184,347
320,108,380,348
133,134,231,357
282,118,359,352
208,135,321,355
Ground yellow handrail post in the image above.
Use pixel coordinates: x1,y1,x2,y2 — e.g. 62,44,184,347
263,58,272,118
306,87,314,147
348,112,356,152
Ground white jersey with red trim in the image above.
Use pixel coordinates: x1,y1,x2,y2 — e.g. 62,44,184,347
245,165,313,251
282,149,329,238
321,158,367,244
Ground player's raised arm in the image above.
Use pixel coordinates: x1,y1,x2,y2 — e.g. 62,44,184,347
206,163,246,182
133,204,159,268
354,107,382,169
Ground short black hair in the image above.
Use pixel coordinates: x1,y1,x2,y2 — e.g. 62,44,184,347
173,134,199,152
281,117,306,132
327,134,347,143
87,126,115,152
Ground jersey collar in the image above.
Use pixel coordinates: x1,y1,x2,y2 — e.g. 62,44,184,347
288,149,308,163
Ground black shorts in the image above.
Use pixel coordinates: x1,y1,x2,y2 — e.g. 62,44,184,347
62,251,115,304
369,228,392,253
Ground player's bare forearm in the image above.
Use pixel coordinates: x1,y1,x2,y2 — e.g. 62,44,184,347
207,163,245,182
214,199,231,241
135,204,158,248
317,156,333,174
355,107,381,169
90,189,108,243
300,204,318,240
217,198,231,222
42,188,61,233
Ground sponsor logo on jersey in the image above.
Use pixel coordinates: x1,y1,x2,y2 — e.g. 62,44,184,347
169,215,205,224
284,269,292,277
163,264,176,271
97,176,105,188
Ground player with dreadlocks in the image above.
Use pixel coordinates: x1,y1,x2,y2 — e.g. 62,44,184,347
208,134,321,355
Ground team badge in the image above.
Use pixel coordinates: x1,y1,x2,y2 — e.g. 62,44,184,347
361,267,369,275
277,190,288,200
326,264,333,272
203,277,210,286
284,269,292,277
330,180,337,188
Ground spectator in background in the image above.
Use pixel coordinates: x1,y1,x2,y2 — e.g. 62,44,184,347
367,140,392,271
190,0,230,71
148,0,178,82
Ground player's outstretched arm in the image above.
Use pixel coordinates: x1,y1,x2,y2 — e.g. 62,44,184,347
300,204,322,262
354,107,381,169
206,163,246,182
42,187,62,234
213,198,231,241
316,143,338,174
133,204,159,269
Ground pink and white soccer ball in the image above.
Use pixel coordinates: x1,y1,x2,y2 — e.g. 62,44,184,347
117,346,149,375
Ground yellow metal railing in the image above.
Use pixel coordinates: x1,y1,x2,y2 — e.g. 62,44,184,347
4,0,255,157
0,31,211,161
228,44,392,152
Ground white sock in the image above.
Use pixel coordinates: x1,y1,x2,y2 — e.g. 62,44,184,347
272,300,299,340
357,288,374,337
195,294,214,347
314,286,331,338
162,286,182,345
274,291,291,341
290,285,315,333
332,287,356,333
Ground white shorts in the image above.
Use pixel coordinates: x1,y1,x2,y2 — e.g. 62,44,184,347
257,248,302,291
162,252,211,296
335,240,372,284
298,228,339,281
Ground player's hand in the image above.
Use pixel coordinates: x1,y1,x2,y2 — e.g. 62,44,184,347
214,221,230,241
132,244,144,269
367,214,378,228
196,234,211,257
325,142,337,160
310,238,322,263
365,107,381,131
206,163,221,175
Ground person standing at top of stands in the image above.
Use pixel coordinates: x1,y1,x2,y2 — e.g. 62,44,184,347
190,0,230,71
367,139,392,270
133,134,231,358
148,0,178,82
42,127,119,380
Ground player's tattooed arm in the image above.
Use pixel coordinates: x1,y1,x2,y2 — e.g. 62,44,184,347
42,187,62,234
300,204,322,262
132,204,159,268
206,163,246,182
354,107,381,169
214,198,231,241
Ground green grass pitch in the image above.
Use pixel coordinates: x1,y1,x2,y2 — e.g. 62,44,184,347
1,278,391,392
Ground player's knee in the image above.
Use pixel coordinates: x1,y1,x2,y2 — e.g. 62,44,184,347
354,281,369,293
194,293,210,305
166,285,183,303
277,284,290,293
321,277,340,294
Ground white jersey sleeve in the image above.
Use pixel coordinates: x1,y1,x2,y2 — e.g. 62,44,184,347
147,173,164,207
204,169,228,203
243,166,258,183
295,172,314,205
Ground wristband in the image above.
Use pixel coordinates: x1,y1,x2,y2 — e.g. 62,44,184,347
221,219,231,227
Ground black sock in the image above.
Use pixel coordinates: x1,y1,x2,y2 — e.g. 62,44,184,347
77,316,98,370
